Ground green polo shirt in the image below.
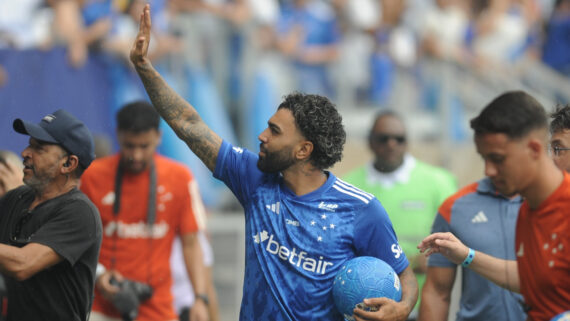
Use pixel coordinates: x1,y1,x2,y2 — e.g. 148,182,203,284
343,158,457,306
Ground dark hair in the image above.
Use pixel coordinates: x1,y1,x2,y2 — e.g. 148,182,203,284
550,104,570,134
370,110,405,133
117,101,160,133
278,93,346,170
470,91,547,139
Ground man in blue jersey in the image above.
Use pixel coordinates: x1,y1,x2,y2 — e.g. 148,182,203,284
418,177,526,321
129,4,418,321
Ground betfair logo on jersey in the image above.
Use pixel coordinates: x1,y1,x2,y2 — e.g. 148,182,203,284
104,221,169,239
253,231,334,275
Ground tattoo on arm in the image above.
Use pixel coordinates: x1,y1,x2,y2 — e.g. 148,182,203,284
136,63,223,171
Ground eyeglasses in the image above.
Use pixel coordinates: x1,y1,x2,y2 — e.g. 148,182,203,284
370,134,406,145
551,146,570,156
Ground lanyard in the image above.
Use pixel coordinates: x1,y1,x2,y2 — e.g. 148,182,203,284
111,159,156,284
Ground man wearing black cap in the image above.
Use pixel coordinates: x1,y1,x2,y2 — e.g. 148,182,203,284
0,109,103,321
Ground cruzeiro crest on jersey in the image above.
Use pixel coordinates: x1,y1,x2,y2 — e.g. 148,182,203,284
252,196,345,276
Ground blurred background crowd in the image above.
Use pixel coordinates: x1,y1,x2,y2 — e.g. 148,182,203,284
2,0,570,207
2,1,570,318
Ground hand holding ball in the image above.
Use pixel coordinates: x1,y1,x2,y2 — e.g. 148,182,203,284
332,256,402,320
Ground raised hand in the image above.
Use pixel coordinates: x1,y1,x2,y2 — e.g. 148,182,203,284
130,3,152,67
125,2,222,173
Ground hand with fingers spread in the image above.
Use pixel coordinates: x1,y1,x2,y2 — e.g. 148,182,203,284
130,4,152,68
417,232,470,265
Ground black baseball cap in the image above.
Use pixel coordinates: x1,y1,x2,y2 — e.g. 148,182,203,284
13,109,95,168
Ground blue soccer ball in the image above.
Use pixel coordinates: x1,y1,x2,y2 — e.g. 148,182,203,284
551,311,570,321
332,256,402,320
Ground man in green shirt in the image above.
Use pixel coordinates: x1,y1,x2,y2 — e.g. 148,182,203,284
343,111,456,319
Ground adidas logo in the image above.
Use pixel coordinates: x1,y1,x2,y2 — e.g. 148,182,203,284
266,202,280,214
471,211,488,223
253,230,269,244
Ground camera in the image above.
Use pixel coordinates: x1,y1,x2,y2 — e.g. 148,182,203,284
109,277,153,321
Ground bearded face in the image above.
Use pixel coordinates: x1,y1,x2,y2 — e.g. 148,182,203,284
257,144,296,173
21,138,68,192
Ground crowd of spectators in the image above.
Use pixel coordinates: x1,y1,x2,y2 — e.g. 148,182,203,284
1,0,569,208
1,0,568,119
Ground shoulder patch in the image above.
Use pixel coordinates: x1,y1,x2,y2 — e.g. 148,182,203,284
438,182,478,223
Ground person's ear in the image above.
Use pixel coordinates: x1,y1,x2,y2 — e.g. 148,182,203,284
296,141,314,161
527,138,543,159
61,155,79,173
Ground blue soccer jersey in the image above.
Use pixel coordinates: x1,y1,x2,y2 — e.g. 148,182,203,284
214,141,409,320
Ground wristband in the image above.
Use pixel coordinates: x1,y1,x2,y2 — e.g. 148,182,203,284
196,293,210,306
461,248,475,267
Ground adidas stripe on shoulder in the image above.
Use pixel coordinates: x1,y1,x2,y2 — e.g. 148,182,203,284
333,179,374,204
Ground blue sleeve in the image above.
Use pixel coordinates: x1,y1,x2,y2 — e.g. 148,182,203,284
427,214,455,268
324,18,340,45
213,140,264,206
353,199,409,274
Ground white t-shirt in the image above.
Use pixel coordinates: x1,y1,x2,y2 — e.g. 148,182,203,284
169,231,214,313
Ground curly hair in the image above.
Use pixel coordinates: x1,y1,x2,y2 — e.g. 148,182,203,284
550,104,570,134
278,93,346,170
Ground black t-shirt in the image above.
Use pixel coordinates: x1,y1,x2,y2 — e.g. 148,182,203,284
0,186,102,321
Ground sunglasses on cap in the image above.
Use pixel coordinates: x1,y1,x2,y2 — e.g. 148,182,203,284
370,133,406,145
